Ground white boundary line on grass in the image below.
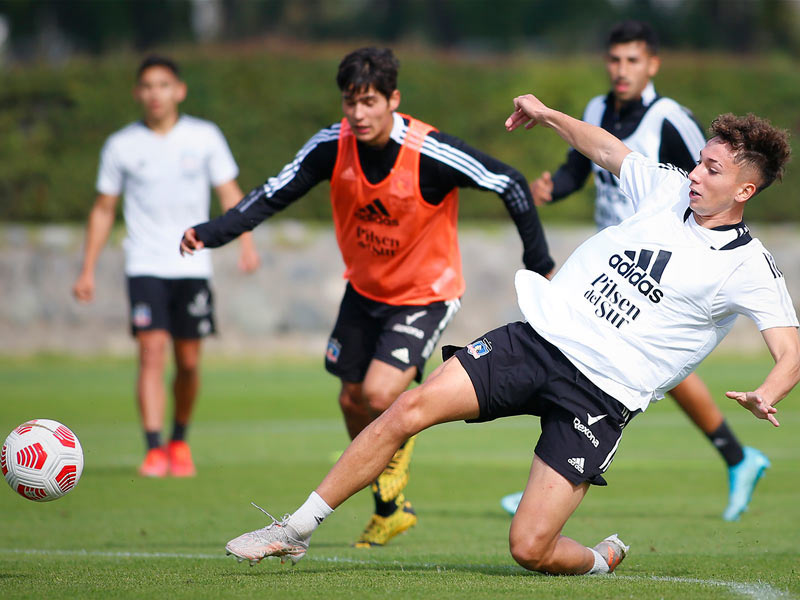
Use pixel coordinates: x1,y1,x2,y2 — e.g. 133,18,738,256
0,548,792,599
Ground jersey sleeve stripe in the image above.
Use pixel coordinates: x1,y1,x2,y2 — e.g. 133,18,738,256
237,125,340,212
419,135,529,212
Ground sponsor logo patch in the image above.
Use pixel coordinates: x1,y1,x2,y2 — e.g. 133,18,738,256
466,338,492,359
586,413,607,426
391,347,411,364
188,290,211,317
198,319,212,336
573,417,600,448
326,338,342,363
568,457,585,474
391,323,425,339
405,310,427,325
354,199,399,227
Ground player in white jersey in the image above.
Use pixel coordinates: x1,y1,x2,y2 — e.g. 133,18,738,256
510,20,768,522
218,99,798,576
73,56,259,478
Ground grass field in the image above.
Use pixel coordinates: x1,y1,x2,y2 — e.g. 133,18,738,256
1,353,798,599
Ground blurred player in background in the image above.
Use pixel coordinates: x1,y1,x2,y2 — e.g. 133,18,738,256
181,47,554,547
73,56,259,478
501,20,770,522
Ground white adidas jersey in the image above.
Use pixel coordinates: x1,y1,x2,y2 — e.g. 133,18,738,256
96,115,238,278
517,152,798,412
583,82,706,229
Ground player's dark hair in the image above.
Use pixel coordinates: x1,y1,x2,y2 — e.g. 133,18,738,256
136,55,181,81
336,47,399,100
710,113,792,194
607,20,659,54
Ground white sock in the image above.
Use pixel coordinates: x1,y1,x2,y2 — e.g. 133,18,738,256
586,548,610,575
286,491,333,539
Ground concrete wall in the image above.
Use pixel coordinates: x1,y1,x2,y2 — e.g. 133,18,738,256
1,222,798,358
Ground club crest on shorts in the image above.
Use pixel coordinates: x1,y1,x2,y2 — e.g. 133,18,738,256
466,338,492,359
326,338,342,363
132,303,152,328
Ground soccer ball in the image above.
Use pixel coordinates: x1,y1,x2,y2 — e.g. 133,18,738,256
2,419,84,502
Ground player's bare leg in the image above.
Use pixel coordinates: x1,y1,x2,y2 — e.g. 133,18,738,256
668,373,722,434
351,360,420,547
225,357,480,565
510,456,627,575
168,338,202,476
136,329,170,476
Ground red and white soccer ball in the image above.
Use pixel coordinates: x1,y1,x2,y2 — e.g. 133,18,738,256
2,419,84,502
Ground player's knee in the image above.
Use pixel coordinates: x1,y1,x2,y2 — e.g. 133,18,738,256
338,384,367,415
509,529,557,573
387,388,429,436
362,386,399,415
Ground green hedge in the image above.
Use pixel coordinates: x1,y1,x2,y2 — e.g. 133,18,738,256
1,46,798,223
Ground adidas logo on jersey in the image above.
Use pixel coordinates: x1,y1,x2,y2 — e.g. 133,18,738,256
568,457,585,474
355,199,399,227
605,248,672,303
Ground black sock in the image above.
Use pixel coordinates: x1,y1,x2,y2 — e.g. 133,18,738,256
372,440,409,517
145,431,162,450
706,421,745,467
373,489,400,517
171,422,187,442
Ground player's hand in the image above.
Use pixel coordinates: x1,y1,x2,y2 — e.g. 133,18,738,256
505,94,548,132
531,171,554,206
237,235,260,273
72,272,95,303
180,227,204,256
726,390,780,427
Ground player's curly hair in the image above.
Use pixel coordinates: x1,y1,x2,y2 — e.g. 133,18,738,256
336,47,399,100
710,113,791,194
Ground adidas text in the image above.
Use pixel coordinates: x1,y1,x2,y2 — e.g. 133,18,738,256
605,253,665,303
568,457,585,473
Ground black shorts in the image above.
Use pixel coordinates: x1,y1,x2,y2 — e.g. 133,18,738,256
127,276,216,339
447,321,638,486
325,283,460,383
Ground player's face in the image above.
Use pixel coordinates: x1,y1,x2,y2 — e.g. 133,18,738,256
134,66,186,122
341,86,401,148
605,41,660,105
688,139,757,218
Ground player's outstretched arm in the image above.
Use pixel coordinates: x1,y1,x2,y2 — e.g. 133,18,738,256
505,94,631,178
215,179,260,273
726,326,800,427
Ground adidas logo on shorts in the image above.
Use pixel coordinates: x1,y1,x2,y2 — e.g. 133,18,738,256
568,457,585,474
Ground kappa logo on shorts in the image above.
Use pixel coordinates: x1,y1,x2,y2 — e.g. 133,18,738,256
326,338,342,363
568,457,585,474
132,303,152,328
466,338,492,359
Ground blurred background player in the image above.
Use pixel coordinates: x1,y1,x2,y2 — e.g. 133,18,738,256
181,47,554,547
73,55,259,478
501,20,769,521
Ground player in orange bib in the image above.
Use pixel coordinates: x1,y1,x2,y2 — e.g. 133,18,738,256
181,47,554,547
